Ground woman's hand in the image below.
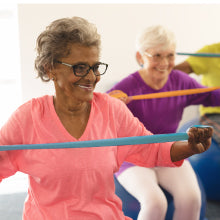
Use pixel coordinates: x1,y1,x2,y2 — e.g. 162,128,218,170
187,126,213,154
170,126,213,162
108,90,132,104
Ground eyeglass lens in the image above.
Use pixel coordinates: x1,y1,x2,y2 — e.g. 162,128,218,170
152,54,175,62
74,63,107,76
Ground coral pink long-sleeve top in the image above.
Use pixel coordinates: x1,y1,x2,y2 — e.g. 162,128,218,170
0,93,182,220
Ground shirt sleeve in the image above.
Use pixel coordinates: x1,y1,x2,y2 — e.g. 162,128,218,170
109,97,183,168
181,73,220,107
187,45,212,75
0,108,25,180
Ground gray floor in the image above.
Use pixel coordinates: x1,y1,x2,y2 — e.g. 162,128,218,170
206,200,220,220
0,192,219,220
0,192,26,220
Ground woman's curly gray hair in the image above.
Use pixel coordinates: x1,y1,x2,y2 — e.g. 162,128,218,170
35,17,101,82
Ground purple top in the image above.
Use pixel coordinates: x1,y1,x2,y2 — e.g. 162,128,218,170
107,70,220,176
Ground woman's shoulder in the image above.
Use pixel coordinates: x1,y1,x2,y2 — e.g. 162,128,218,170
170,68,188,76
107,71,140,92
169,69,203,89
92,92,137,126
93,92,122,104
30,95,53,108
11,95,52,119
93,92,128,114
120,71,140,84
170,69,194,81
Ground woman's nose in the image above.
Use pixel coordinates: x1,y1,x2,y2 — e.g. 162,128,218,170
159,56,169,65
84,68,96,80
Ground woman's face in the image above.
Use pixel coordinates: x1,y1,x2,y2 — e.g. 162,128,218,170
142,44,176,83
51,44,101,103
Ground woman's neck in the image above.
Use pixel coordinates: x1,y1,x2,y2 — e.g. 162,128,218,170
138,69,167,90
53,95,90,117
53,95,91,139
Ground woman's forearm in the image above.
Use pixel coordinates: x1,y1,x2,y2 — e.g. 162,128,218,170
170,141,193,162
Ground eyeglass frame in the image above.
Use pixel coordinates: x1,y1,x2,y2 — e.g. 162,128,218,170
144,51,175,63
55,60,108,77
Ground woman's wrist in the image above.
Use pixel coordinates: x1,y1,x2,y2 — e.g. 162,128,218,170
170,141,194,162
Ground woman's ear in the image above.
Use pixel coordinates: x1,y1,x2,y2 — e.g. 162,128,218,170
49,73,56,81
44,63,51,75
136,51,144,68
44,64,56,81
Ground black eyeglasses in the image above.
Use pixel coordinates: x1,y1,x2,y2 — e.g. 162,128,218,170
55,60,108,77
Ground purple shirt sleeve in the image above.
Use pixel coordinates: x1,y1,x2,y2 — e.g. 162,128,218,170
107,70,220,134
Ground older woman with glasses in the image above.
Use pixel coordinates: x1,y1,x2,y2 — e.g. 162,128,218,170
0,18,214,220
108,25,220,220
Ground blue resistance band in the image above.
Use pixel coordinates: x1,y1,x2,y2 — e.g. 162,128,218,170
177,52,220,57
191,125,211,128
0,133,189,151
0,125,211,151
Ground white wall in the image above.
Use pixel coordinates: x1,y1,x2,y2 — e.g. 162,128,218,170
18,3,220,128
0,5,21,127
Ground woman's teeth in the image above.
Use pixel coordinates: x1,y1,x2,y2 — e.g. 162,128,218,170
78,85,93,89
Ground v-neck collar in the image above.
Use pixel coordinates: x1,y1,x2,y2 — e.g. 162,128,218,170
48,95,94,141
